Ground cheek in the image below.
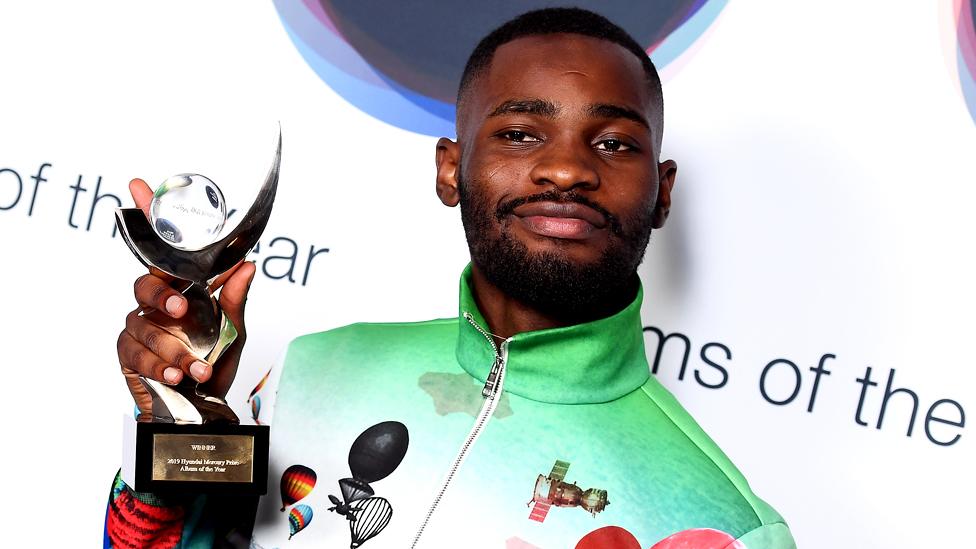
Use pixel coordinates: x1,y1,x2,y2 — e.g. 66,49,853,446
467,152,535,205
642,179,660,210
595,174,658,236
601,170,657,208
630,166,660,207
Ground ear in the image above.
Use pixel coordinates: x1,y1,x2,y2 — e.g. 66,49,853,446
435,137,461,207
651,159,677,229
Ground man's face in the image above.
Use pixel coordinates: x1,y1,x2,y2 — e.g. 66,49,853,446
437,33,676,318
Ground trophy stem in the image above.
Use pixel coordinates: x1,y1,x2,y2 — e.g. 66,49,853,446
142,378,204,424
141,377,240,424
206,304,238,364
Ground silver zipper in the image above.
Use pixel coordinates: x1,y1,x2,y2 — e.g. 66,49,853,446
410,313,510,548
482,355,503,398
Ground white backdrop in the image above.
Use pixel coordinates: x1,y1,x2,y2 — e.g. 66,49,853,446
0,2,971,547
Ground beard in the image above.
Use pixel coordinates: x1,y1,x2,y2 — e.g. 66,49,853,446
459,176,655,322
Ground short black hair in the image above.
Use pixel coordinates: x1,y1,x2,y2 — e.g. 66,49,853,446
457,7,664,150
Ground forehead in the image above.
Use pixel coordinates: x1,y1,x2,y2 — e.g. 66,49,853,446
471,33,652,119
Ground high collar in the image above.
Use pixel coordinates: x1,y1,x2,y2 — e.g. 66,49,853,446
455,265,650,404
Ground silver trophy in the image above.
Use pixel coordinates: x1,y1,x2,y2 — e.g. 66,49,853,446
116,130,279,493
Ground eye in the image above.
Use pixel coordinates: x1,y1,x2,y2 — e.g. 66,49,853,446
594,138,635,152
500,130,541,143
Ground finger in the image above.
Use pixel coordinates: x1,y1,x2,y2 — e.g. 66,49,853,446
134,273,187,318
124,310,213,382
148,266,175,282
208,259,247,292
218,261,256,329
118,330,184,385
129,178,154,217
203,262,255,399
122,368,154,416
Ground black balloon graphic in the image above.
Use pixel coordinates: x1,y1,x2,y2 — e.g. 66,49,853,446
328,421,408,547
348,421,409,483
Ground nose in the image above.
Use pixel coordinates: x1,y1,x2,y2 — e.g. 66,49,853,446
528,138,600,192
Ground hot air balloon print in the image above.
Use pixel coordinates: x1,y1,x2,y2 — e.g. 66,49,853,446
280,464,317,511
327,421,408,547
348,497,392,548
329,422,408,518
248,367,272,402
288,504,313,540
251,394,262,424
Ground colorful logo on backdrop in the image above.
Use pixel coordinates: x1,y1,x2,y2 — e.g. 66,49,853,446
273,0,728,136
949,0,976,124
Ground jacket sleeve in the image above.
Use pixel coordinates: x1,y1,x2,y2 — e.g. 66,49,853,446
103,471,214,549
729,522,796,549
104,349,288,549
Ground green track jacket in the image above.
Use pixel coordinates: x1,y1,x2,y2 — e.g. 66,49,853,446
107,266,795,549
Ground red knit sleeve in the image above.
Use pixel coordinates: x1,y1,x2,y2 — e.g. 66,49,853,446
105,472,185,549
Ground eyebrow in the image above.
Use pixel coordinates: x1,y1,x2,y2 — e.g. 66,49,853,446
487,98,558,118
487,98,650,130
587,103,649,128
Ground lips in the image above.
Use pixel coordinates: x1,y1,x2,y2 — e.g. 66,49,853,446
511,201,608,240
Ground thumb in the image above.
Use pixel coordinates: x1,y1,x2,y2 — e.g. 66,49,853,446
218,261,257,334
129,178,154,217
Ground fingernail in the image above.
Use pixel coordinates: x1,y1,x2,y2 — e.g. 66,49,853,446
163,367,182,384
190,361,211,382
165,295,184,315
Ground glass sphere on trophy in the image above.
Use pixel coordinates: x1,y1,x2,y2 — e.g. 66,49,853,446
115,131,280,495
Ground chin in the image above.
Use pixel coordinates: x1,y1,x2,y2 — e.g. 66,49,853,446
514,233,611,265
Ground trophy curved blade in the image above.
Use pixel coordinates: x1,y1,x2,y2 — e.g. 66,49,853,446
116,209,214,281
205,127,281,278
115,128,281,282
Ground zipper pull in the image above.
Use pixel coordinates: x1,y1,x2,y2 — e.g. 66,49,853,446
482,355,502,398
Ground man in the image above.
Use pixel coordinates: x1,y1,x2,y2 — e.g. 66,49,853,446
107,8,795,549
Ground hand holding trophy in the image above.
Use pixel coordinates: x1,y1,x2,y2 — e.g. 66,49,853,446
116,130,280,494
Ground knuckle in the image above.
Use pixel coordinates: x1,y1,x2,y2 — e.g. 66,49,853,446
149,283,170,306
142,328,164,356
134,274,169,306
173,350,196,369
133,349,163,377
133,274,153,297
130,348,149,371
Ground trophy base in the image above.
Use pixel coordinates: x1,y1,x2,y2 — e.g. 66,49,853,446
123,415,269,495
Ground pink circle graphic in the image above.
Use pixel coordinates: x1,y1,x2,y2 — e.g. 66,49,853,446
951,0,976,124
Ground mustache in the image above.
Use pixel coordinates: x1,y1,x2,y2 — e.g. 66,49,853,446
495,190,624,235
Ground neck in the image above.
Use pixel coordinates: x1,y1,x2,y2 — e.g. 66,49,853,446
469,263,638,339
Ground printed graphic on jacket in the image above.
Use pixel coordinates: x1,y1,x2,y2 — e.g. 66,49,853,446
248,367,272,424
528,459,608,522
419,372,513,418
574,526,745,549
325,421,409,547
280,465,317,511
